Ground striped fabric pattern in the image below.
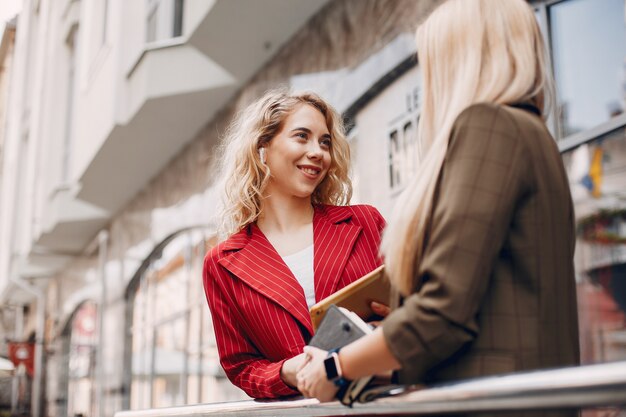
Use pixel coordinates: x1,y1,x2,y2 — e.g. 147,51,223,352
203,204,385,398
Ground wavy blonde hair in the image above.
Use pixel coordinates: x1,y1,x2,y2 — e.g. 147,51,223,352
381,0,554,295
217,88,352,239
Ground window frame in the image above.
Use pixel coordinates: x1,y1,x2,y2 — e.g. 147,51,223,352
530,0,626,151
145,0,185,44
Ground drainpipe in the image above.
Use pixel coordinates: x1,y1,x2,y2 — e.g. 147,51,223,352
96,230,109,417
11,305,24,414
9,269,46,417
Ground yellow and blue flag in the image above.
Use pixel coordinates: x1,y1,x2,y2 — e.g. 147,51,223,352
581,146,603,198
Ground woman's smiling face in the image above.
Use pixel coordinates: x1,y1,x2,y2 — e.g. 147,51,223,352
263,103,332,200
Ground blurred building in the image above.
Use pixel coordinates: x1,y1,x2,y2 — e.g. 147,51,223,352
0,0,624,417
0,17,18,416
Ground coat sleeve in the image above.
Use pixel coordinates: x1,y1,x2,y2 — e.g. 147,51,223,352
202,251,299,398
368,204,387,234
382,104,532,379
367,204,387,264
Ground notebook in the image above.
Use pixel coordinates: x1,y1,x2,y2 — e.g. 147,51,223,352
309,265,389,330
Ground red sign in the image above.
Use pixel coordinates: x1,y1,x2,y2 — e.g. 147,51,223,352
8,342,34,376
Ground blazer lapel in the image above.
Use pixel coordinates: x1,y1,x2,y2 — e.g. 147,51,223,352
217,225,314,335
313,206,362,301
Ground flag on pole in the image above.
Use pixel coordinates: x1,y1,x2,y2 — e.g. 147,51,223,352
581,146,603,198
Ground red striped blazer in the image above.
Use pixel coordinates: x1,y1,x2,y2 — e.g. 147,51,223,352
203,204,385,398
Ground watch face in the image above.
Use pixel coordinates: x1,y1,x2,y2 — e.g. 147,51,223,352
324,354,339,381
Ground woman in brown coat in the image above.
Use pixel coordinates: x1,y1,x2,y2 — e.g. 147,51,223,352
297,0,579,408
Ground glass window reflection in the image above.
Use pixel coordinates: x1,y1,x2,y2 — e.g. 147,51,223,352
549,0,625,138
128,232,248,410
563,126,626,363
67,302,98,417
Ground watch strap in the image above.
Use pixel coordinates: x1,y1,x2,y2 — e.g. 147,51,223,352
325,348,351,388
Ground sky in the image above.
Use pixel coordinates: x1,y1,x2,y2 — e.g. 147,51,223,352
550,0,625,133
0,0,22,33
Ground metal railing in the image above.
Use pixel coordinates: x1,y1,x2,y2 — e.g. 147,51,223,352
115,360,626,417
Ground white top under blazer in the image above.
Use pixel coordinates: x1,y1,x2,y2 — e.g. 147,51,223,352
281,244,315,309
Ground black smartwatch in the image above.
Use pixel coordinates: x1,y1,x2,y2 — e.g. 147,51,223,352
323,348,350,388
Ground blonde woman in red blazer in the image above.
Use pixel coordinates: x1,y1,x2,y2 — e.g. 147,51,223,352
203,90,386,399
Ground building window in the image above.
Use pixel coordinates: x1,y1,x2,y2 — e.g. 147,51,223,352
388,130,400,189
146,0,185,43
562,125,626,363
101,0,109,45
128,230,247,410
539,0,626,365
173,0,184,38
388,86,420,191
548,0,625,138
66,302,98,417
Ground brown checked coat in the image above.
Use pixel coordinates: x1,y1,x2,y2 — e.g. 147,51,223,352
382,103,580,395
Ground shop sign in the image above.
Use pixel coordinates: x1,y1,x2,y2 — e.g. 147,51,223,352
8,342,34,376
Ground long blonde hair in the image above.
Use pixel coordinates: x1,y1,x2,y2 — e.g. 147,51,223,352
381,0,553,295
217,89,352,239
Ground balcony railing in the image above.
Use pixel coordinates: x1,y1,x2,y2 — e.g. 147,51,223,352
115,360,626,417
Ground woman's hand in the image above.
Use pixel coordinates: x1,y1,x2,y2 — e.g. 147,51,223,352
369,301,391,327
280,352,309,388
297,346,339,402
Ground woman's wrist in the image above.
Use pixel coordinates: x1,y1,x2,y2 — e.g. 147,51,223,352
337,327,401,381
280,358,297,387
337,349,353,381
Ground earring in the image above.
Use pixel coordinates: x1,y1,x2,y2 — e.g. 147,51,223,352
259,147,266,165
